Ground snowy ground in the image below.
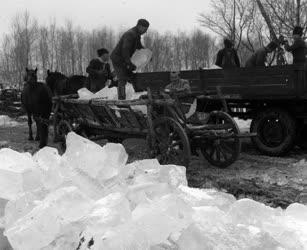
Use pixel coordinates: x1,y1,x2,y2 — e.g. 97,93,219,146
0,115,21,127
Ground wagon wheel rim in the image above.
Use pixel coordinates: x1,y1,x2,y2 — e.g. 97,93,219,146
200,111,241,168
152,117,191,167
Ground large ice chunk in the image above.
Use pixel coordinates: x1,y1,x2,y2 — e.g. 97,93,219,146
176,222,281,250
285,202,307,221
0,148,42,200
92,82,144,101
81,223,150,250
62,132,127,181
227,198,281,226
159,165,187,188
132,194,193,245
76,192,132,248
5,186,93,250
131,49,152,71
33,147,64,190
178,186,236,210
78,88,94,100
124,159,187,188
4,189,47,228
0,198,8,219
0,228,12,250
127,183,171,209
93,86,118,100
84,192,131,230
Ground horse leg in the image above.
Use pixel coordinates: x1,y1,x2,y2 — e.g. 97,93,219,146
39,121,49,149
27,113,34,141
35,121,40,141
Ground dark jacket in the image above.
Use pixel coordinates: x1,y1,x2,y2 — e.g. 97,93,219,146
110,27,144,67
86,58,113,92
215,48,240,68
245,47,268,67
285,37,306,64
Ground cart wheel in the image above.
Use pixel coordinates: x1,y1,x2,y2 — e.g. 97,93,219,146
200,111,241,168
296,123,307,150
57,120,72,150
151,117,191,167
251,108,296,156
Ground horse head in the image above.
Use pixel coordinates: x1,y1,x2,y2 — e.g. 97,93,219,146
45,70,67,96
25,67,38,83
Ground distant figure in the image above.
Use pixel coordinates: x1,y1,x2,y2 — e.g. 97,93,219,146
21,68,52,148
245,41,278,67
86,48,114,92
111,19,150,99
215,38,240,69
283,26,307,64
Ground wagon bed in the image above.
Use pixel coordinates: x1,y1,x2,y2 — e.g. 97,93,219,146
53,89,255,168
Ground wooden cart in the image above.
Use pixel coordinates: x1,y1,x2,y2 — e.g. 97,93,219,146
53,89,254,168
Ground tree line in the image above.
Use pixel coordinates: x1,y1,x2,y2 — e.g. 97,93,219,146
0,11,217,88
1,1,305,88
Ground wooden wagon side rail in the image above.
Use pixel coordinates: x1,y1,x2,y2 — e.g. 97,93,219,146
90,98,175,106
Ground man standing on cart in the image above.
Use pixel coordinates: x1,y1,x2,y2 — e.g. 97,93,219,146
110,19,150,99
282,26,307,65
245,41,278,67
86,48,114,92
215,38,241,69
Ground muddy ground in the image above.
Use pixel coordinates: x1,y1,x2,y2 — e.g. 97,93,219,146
1,118,307,209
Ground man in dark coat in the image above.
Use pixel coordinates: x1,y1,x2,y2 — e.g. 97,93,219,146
215,38,240,69
245,41,278,67
111,19,150,99
86,48,113,92
283,26,306,64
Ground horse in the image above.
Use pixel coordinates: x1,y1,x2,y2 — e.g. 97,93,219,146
21,68,53,148
45,70,87,96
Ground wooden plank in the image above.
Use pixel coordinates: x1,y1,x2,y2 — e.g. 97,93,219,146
103,105,121,128
90,105,114,127
91,98,174,106
127,106,142,129
115,109,132,128
118,109,134,128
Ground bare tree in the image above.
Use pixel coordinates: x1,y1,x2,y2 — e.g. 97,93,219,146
0,12,217,84
76,30,85,74
10,11,38,87
39,27,49,74
262,0,307,36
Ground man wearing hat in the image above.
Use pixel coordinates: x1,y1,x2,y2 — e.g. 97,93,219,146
283,26,306,64
215,38,241,69
111,19,150,99
86,48,114,92
245,41,278,67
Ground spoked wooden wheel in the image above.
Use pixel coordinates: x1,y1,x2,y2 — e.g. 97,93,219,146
200,111,241,168
150,117,191,167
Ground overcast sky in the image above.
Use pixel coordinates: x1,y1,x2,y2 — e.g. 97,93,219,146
0,0,212,35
